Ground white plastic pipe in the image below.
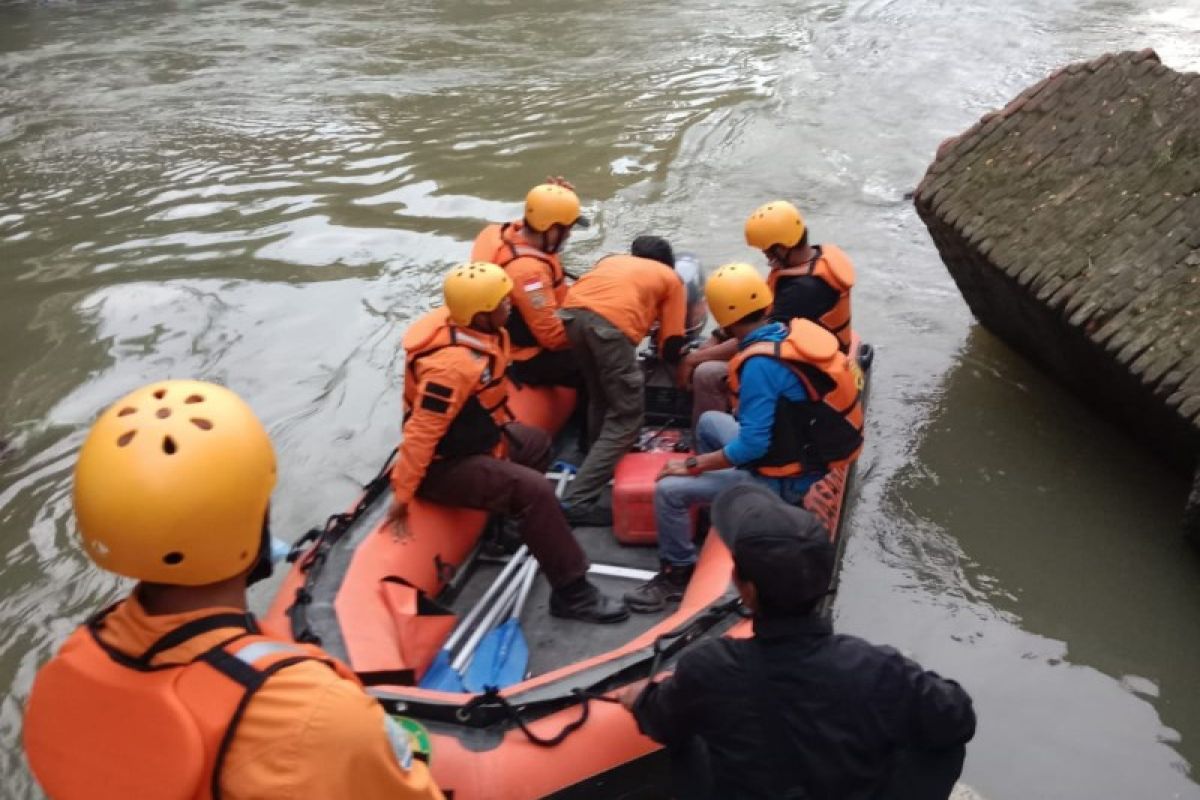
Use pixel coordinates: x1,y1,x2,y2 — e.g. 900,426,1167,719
444,546,529,655
451,570,527,672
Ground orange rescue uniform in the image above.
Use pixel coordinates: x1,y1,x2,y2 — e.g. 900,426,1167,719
392,306,514,506
767,244,855,352
562,254,687,351
23,595,443,800
471,222,569,361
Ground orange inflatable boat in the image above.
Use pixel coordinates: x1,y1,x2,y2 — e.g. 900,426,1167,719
264,330,872,799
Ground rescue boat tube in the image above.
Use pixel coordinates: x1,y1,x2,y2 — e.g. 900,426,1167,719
265,339,872,799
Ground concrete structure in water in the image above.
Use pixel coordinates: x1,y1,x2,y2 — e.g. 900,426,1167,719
913,50,1200,541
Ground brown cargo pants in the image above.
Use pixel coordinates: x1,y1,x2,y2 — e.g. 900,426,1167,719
416,422,588,589
558,308,644,508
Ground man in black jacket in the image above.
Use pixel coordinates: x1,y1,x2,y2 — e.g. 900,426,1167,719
621,483,976,799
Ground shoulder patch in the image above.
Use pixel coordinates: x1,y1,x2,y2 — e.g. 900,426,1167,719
384,715,414,771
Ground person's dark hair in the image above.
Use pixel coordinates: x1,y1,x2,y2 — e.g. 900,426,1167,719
733,542,826,618
793,230,809,251
631,235,675,268
732,308,768,328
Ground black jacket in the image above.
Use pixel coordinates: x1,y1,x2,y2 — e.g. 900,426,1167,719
633,614,976,800
769,273,839,327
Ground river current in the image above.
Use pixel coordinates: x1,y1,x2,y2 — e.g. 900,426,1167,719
2,1,1199,797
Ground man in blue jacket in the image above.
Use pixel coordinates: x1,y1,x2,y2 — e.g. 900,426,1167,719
625,263,863,612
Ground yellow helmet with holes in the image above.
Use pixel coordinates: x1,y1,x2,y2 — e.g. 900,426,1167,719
524,184,588,232
444,261,513,325
744,200,806,250
73,380,276,585
705,262,774,328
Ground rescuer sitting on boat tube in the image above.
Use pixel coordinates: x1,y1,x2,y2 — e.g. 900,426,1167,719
624,263,863,613
679,200,857,428
556,235,689,527
470,179,588,388
385,262,627,623
23,380,444,800
621,484,976,799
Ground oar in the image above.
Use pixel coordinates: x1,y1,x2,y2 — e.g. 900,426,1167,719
420,546,530,691
449,565,529,676
463,558,539,691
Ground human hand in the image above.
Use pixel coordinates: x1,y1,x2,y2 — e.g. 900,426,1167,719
384,501,410,541
618,679,651,711
675,352,699,389
656,460,691,481
545,175,576,192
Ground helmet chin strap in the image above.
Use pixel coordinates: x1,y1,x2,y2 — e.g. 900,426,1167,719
541,225,567,254
245,514,276,587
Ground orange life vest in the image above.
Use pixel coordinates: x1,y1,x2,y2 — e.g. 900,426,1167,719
471,222,568,350
403,307,513,459
767,244,855,352
728,319,864,477
23,607,356,800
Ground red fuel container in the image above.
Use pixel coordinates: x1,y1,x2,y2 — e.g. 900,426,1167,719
612,451,695,545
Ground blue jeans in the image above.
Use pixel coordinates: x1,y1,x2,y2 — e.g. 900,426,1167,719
653,411,820,565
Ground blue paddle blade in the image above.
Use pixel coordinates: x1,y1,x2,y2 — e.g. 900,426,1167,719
463,620,529,692
419,650,465,692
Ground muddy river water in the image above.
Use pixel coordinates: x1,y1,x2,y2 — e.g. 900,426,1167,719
2,0,1200,796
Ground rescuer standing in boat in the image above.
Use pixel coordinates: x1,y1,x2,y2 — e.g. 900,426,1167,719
386,262,627,623
622,484,976,799
679,200,857,427
470,179,588,388
23,380,445,800
624,263,863,613
556,235,689,527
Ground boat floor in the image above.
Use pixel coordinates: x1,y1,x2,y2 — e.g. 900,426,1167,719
445,521,675,677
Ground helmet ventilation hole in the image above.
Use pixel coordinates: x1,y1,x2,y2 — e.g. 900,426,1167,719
162,436,177,455
117,431,136,447
156,408,171,419
153,388,167,400
190,418,212,431
750,293,758,299
185,394,205,404
117,407,136,417
162,551,184,565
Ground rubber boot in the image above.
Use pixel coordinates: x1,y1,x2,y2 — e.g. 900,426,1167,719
563,501,613,527
624,562,695,614
550,578,630,623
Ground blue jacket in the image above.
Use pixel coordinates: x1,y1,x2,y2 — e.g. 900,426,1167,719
723,323,809,467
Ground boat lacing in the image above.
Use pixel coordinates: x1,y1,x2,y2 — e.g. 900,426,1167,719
286,448,398,645
454,597,746,747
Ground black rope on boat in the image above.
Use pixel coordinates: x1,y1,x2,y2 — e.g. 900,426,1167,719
457,687,619,748
286,448,399,644
454,598,745,747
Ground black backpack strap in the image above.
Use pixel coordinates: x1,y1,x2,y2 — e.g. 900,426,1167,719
199,640,333,800
138,613,258,665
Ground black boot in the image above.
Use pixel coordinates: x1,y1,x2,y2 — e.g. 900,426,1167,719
550,578,630,623
624,562,694,614
563,502,613,527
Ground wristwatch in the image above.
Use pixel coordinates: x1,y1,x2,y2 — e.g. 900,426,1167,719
684,456,701,475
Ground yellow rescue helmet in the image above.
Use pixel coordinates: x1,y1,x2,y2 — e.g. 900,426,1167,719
705,262,774,328
524,184,589,232
73,380,276,586
744,200,806,251
444,261,514,325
